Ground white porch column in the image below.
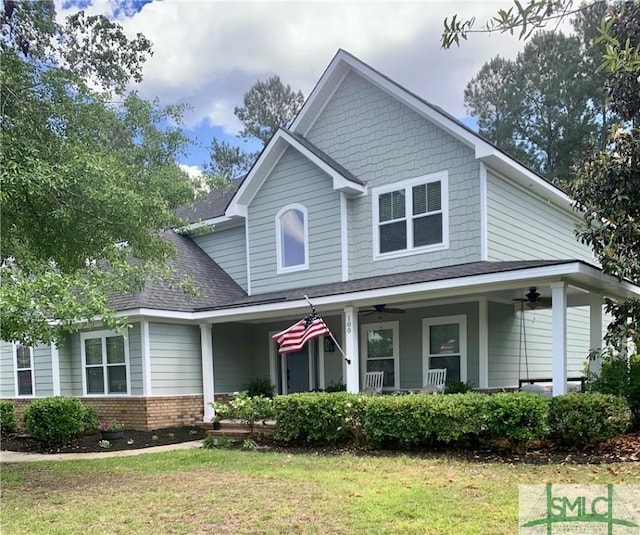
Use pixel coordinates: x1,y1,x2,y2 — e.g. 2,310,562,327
140,320,152,396
551,282,568,396
478,297,489,389
343,306,360,393
589,294,603,377
50,342,61,396
200,323,215,423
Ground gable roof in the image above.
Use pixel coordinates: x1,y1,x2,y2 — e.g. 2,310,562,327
175,180,243,225
109,230,247,313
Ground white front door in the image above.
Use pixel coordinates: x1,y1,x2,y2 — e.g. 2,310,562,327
422,315,467,384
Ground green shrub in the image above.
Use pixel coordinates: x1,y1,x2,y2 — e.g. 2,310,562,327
444,380,473,394
485,392,549,446
81,404,99,433
212,391,274,436
548,393,630,447
246,377,275,398
0,400,17,434
324,382,346,393
589,352,640,429
202,435,231,449
23,396,92,446
362,393,490,447
274,392,368,444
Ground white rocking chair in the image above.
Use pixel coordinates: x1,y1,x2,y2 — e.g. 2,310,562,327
422,368,447,394
363,371,384,394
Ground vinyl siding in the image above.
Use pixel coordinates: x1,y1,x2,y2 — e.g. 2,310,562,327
33,345,53,396
248,147,342,293
149,323,202,395
57,333,77,396
486,170,594,262
306,70,481,278
128,323,143,395
212,323,257,394
488,302,594,388
0,341,15,396
192,225,248,291
0,342,53,397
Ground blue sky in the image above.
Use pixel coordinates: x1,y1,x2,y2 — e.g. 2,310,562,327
56,0,528,177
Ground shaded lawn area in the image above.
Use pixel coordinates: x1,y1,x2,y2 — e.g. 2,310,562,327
1,449,639,535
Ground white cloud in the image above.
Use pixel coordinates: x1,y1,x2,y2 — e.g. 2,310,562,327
178,163,203,179
58,1,528,132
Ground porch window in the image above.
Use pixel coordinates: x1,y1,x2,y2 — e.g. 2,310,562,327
373,171,448,259
276,204,308,273
422,316,467,384
15,344,34,396
81,331,129,395
361,321,399,389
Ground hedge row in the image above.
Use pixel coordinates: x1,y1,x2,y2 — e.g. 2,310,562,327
273,391,631,449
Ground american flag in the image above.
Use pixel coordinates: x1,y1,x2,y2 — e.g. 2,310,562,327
272,311,330,354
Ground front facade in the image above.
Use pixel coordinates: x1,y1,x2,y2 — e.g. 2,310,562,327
2,50,638,429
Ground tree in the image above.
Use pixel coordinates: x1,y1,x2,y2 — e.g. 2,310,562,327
207,75,304,180
1,2,198,345
443,0,640,349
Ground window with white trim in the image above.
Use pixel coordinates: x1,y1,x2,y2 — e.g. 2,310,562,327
373,172,448,258
422,315,467,384
81,331,129,395
276,204,309,273
15,344,34,396
360,321,399,389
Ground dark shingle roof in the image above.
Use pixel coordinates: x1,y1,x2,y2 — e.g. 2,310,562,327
108,230,247,312
175,179,244,224
195,260,578,311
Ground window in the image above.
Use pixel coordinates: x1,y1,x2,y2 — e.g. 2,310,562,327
276,204,308,273
422,316,467,383
373,172,448,258
360,321,399,389
81,331,129,395
15,345,34,396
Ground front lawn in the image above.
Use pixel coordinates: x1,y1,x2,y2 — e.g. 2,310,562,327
2,448,638,534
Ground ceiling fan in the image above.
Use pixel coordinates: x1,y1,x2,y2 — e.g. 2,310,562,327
514,287,552,309
359,304,406,317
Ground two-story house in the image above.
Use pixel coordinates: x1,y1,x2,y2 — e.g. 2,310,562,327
2,50,638,430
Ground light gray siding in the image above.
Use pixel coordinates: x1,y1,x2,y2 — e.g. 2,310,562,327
306,70,481,278
192,225,248,291
128,323,143,395
486,170,594,262
321,316,344,389
57,333,77,396
33,345,53,396
248,147,343,294
488,302,592,388
212,323,258,394
0,341,15,396
149,323,202,395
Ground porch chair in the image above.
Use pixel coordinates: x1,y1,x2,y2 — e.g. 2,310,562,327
422,368,447,394
363,371,384,394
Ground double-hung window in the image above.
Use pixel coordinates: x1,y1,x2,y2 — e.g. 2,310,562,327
373,171,448,259
276,204,309,273
81,331,129,395
15,344,34,396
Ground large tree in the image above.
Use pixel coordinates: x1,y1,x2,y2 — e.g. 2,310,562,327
443,0,639,349
1,1,198,345
208,75,304,180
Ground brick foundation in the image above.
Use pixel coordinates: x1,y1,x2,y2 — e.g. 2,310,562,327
3,395,205,431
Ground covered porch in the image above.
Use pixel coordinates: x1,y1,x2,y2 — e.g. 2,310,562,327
196,260,640,422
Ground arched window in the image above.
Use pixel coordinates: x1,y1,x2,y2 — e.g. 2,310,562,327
276,204,308,273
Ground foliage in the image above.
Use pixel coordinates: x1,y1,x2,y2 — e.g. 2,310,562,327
0,1,199,345
362,393,491,447
23,397,94,446
242,438,258,450
205,138,255,180
0,400,17,434
324,381,347,393
212,391,274,436
548,392,631,446
444,380,474,394
589,351,640,427
274,392,369,444
202,435,231,449
98,440,111,449
81,404,99,432
99,420,124,432
485,392,549,447
234,75,305,145
245,377,275,398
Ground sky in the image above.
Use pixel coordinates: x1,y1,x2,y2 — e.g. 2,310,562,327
56,0,532,178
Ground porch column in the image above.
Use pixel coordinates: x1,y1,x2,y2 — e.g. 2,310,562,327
551,282,568,396
343,306,360,393
478,297,489,389
140,320,152,396
200,323,215,423
50,342,61,396
589,294,603,377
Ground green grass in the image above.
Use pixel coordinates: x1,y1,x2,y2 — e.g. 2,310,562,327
1,449,638,534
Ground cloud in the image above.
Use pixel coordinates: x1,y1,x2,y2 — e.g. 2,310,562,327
57,1,527,134
178,163,203,179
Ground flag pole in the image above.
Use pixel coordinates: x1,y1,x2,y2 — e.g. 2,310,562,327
304,295,351,365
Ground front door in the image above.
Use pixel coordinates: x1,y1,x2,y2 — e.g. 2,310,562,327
282,348,309,393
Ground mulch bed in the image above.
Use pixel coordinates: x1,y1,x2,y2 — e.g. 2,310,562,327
2,427,639,465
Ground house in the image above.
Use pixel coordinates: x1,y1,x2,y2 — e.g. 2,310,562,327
2,50,638,430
